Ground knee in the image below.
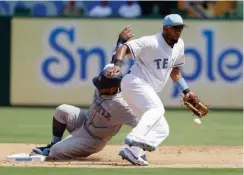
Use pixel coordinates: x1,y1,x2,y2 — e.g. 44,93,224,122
149,107,165,118
56,104,69,113
147,103,165,116
164,121,170,138
155,104,165,115
53,104,69,123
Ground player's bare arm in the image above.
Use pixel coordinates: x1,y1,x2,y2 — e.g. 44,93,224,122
111,26,134,63
116,44,131,61
170,67,196,99
107,41,131,76
171,68,209,118
170,67,182,81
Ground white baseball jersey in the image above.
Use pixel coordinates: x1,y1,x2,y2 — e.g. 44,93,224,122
125,32,185,93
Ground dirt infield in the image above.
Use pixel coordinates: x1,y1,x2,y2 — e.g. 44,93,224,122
0,144,242,168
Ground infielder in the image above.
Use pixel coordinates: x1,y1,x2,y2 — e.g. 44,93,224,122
107,14,197,152
33,27,148,166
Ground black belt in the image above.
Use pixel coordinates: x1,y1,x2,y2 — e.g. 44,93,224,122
127,70,131,74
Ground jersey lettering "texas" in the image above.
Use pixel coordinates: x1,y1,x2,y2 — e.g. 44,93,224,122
154,58,168,69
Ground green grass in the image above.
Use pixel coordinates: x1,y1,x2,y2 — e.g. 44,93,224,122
0,167,242,175
0,107,242,145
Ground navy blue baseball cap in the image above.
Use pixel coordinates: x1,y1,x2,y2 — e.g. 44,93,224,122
163,14,187,27
92,69,122,89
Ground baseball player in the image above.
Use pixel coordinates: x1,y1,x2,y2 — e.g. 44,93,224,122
32,27,148,166
107,14,197,152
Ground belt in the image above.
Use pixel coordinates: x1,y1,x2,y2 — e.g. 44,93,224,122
127,70,131,74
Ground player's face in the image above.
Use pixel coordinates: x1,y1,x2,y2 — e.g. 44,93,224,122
163,25,184,45
99,87,119,95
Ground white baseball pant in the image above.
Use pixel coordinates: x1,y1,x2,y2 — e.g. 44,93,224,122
121,73,169,148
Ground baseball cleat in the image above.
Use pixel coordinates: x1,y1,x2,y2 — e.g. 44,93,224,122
119,148,148,166
141,154,148,162
32,143,54,156
125,137,156,152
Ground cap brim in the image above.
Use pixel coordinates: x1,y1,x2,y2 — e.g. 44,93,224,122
181,24,188,28
164,24,188,28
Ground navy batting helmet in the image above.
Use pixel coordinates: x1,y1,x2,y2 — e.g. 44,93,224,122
92,69,122,89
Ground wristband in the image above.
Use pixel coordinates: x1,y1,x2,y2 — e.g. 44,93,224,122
114,59,123,67
175,78,190,94
117,38,126,48
111,38,126,63
183,88,190,94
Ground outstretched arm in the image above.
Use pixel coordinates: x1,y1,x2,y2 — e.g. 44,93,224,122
171,67,209,118
111,26,134,63
170,67,196,99
107,26,147,77
106,44,131,77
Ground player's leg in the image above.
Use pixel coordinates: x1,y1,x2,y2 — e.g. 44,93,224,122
53,104,87,134
121,74,169,151
33,104,87,155
47,135,91,160
126,109,169,151
48,125,108,160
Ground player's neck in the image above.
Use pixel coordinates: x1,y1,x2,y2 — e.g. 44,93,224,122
162,33,174,48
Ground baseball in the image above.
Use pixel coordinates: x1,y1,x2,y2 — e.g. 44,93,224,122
193,118,201,125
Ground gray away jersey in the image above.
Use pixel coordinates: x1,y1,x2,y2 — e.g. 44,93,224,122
48,90,139,159
84,90,138,140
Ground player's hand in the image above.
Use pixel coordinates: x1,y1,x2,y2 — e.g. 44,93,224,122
119,25,135,41
106,65,121,77
184,91,196,100
182,91,209,118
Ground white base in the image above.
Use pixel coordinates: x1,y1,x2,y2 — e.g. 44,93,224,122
7,153,46,162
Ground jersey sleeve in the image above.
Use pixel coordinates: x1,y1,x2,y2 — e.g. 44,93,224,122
122,109,139,128
124,37,147,59
114,97,139,128
173,40,185,67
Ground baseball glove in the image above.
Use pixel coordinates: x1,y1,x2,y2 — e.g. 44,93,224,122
182,96,209,118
